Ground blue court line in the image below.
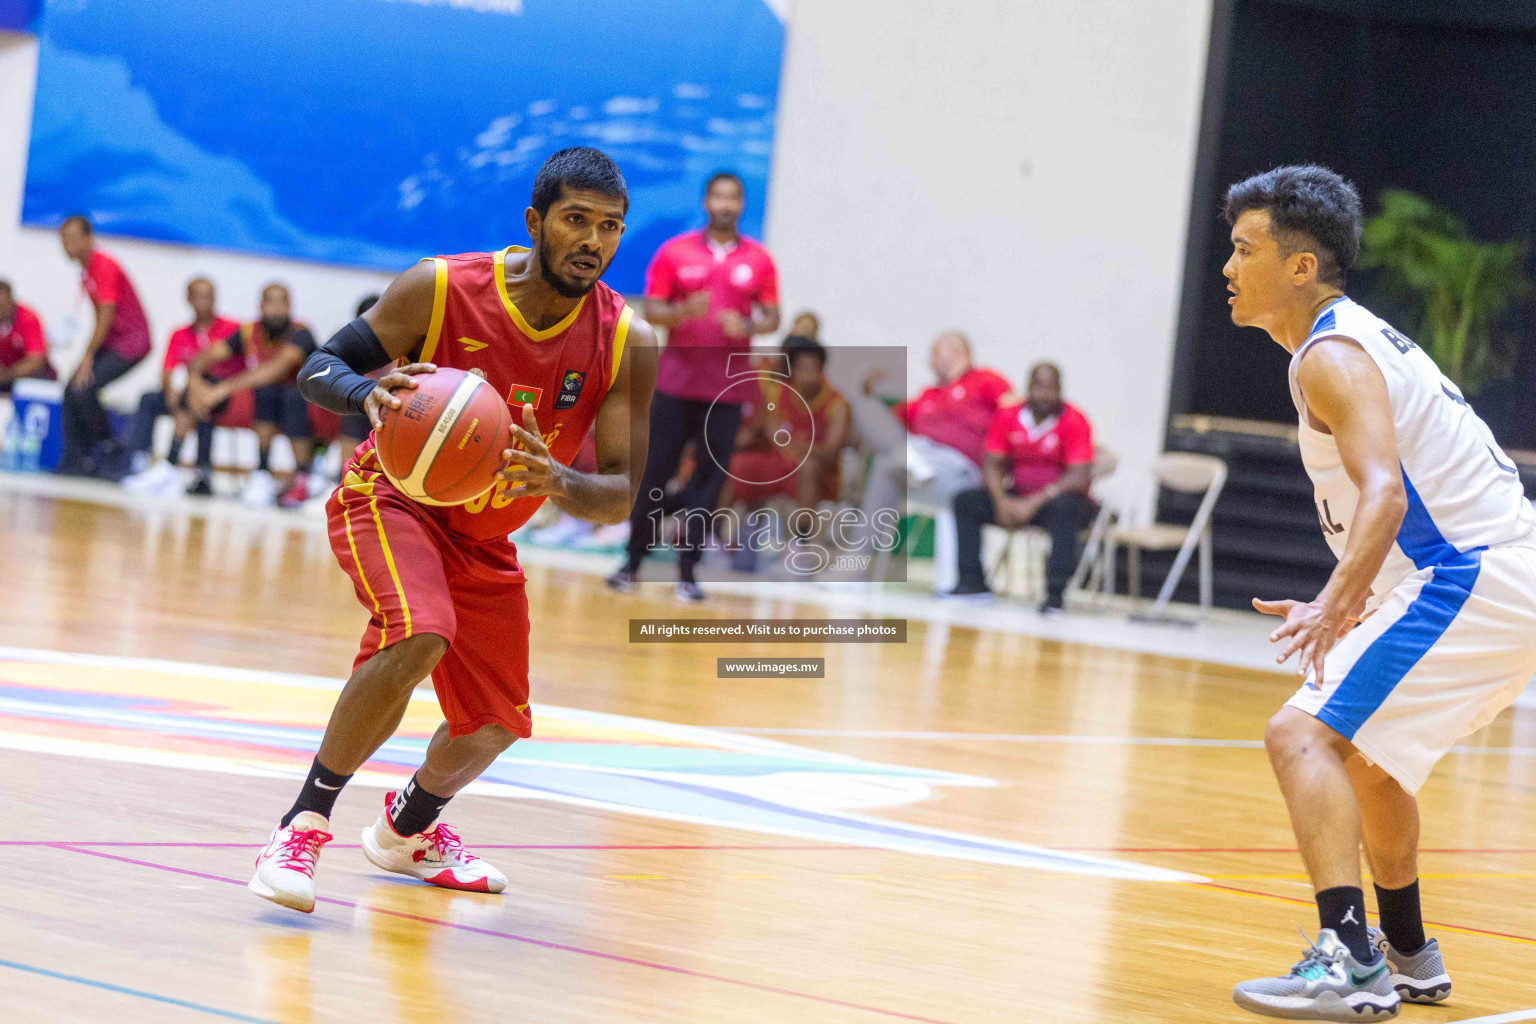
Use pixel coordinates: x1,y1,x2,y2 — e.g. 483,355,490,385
0,957,277,1023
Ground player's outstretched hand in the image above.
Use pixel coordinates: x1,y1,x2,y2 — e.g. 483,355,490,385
1253,596,1346,689
498,402,567,498
365,363,436,430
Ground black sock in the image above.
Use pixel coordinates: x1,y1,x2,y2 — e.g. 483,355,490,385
280,756,352,827
257,446,270,472
1317,885,1376,963
1374,880,1426,954
387,774,451,837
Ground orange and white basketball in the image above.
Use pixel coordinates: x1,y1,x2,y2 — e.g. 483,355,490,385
374,368,509,506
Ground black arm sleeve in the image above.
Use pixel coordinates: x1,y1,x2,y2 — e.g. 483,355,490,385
297,318,394,416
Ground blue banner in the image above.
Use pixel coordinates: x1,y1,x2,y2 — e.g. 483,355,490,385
0,0,41,31
21,0,784,288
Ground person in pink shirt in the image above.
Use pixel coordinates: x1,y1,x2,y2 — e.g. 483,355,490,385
57,215,152,477
608,172,781,601
121,277,242,496
849,331,1016,591
0,280,55,390
949,362,1096,612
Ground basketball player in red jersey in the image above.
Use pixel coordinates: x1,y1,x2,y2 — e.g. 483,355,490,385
248,147,657,913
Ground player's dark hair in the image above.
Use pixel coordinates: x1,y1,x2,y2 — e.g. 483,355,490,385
531,147,629,217
783,333,826,370
356,294,380,318
60,214,93,234
705,171,743,196
1224,165,1361,288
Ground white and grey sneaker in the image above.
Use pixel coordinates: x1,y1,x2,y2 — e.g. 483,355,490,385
1368,927,1451,1004
1233,929,1399,1021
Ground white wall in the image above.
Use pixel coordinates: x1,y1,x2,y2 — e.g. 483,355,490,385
0,32,395,412
2,1,1213,479
767,0,1213,481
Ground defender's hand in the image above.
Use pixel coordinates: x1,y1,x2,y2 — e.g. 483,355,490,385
365,363,436,430
497,402,566,498
1253,596,1348,688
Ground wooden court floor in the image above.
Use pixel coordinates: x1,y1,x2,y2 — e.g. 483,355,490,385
2,489,1534,1023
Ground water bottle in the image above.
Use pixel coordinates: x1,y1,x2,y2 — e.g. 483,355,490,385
0,419,18,472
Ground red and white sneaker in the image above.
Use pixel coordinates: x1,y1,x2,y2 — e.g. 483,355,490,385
360,792,507,893
276,474,310,510
248,812,333,913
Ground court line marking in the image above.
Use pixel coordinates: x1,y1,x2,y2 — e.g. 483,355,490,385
0,841,874,851
50,844,962,1024
1195,882,1536,945
1446,1010,1536,1024
722,729,1536,755
0,956,276,1023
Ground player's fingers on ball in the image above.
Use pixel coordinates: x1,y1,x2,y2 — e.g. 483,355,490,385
400,362,436,376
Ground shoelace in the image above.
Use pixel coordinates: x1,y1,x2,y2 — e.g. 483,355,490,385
275,827,333,876
1289,928,1340,977
422,823,476,864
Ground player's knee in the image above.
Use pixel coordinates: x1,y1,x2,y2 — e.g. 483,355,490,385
383,632,448,682
466,722,517,757
1264,709,1316,768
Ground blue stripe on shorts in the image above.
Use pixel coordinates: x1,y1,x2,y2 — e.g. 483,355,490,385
1316,549,1482,740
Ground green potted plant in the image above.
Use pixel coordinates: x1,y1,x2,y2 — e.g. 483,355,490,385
1357,189,1531,394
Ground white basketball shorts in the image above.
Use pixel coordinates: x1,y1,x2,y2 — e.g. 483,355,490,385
1285,540,1536,794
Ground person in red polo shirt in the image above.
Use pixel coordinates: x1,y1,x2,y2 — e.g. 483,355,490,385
0,280,55,391
949,361,1095,612
121,277,242,496
849,331,1014,591
57,215,153,477
608,171,780,601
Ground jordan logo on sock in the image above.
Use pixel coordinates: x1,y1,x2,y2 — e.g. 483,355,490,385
1341,907,1360,926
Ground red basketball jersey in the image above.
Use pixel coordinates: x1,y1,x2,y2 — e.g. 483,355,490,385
351,246,633,543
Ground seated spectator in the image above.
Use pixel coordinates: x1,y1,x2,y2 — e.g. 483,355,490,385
722,336,851,560
948,361,1095,613
121,277,241,496
0,280,55,390
57,215,152,478
786,309,820,341
848,331,1013,590
186,283,317,507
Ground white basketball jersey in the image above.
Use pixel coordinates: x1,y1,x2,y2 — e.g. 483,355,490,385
1288,297,1535,598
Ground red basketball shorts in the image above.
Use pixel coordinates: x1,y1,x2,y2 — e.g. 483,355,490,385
727,449,839,504
326,471,532,739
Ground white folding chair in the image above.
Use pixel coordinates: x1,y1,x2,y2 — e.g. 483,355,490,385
1070,452,1227,618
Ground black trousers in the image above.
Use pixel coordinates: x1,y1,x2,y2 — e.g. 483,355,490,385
624,391,743,578
60,348,142,471
125,389,219,469
952,488,1095,596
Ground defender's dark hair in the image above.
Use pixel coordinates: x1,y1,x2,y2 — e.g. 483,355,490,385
60,214,93,234
531,147,629,217
1224,165,1362,288
705,171,743,196
783,333,826,369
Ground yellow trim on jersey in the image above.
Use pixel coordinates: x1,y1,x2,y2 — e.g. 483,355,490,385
339,474,385,644
609,303,633,390
369,491,413,640
494,246,586,342
419,257,449,364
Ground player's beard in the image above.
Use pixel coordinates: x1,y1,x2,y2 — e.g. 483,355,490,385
537,234,598,299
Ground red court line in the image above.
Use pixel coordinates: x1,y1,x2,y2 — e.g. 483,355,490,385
47,844,958,1024
1197,882,1536,945
0,841,873,851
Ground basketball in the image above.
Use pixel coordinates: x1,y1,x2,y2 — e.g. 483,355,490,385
375,368,509,506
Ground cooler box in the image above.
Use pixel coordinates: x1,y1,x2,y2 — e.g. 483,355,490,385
5,378,66,472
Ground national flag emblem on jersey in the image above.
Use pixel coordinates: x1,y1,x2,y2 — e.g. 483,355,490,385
555,370,586,410
508,384,543,408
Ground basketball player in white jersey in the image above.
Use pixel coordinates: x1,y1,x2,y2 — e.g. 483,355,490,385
1220,166,1536,1021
